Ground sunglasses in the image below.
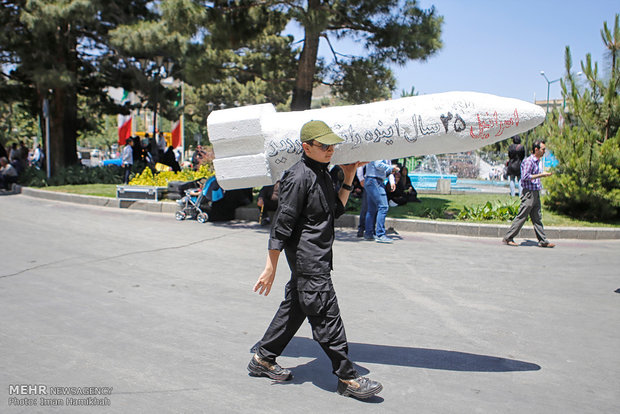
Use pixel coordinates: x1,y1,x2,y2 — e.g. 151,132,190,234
308,141,335,151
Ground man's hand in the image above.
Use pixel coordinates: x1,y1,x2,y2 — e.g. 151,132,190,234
338,162,367,207
254,267,275,296
254,250,280,296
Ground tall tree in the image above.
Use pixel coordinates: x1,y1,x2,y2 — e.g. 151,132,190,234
258,0,443,110
185,2,298,131
110,0,298,143
600,13,620,140
541,15,620,221
0,1,153,174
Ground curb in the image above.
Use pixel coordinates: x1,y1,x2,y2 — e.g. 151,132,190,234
234,207,619,240
18,187,620,240
20,187,178,214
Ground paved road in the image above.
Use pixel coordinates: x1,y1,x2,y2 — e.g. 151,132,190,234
1,194,619,413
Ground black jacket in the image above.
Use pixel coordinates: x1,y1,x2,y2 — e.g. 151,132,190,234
507,144,525,176
268,154,345,283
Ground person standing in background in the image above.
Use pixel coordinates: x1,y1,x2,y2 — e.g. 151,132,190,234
506,135,525,197
157,132,167,159
356,165,369,237
364,159,399,243
503,140,555,248
31,144,44,169
121,138,134,184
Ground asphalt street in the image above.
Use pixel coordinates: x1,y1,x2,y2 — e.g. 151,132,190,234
1,194,619,413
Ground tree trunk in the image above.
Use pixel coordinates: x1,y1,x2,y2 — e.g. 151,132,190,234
290,0,322,111
48,24,78,175
49,88,78,174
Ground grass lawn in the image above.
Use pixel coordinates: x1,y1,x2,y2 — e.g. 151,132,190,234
385,193,618,228
41,184,619,228
43,184,118,198
345,192,619,228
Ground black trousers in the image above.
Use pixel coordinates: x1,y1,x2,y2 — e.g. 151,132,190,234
257,278,358,380
123,165,132,184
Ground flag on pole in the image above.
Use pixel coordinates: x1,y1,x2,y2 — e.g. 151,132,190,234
117,90,132,145
117,115,132,145
171,119,182,148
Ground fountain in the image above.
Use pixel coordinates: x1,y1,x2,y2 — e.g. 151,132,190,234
409,155,457,190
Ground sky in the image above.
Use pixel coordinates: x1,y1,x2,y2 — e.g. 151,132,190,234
291,0,619,103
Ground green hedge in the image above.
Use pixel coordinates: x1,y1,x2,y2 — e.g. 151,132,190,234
18,164,132,187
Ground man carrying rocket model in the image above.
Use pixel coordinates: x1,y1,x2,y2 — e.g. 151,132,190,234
206,91,547,399
247,120,383,400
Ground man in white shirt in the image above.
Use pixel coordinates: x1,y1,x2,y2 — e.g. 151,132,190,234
157,132,167,156
122,139,134,184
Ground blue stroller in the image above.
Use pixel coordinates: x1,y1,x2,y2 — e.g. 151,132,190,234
175,176,224,223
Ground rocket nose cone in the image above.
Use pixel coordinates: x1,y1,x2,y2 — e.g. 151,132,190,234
524,101,547,127
531,102,546,118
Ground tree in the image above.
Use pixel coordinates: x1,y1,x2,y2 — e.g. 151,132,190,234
110,0,298,144
182,0,299,118
400,85,419,98
331,57,395,103
0,102,40,147
542,15,620,221
600,14,620,140
0,0,153,174
259,0,443,110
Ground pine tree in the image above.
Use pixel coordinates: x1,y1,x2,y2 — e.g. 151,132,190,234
541,15,620,221
110,0,298,145
0,0,153,174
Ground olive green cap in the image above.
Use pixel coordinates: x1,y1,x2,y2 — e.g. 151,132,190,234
300,120,344,145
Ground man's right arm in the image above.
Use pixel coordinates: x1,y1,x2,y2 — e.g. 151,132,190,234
254,249,280,296
255,171,304,296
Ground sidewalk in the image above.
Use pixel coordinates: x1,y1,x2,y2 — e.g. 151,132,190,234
18,186,620,240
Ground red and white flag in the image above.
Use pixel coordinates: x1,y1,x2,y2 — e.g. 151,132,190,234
117,90,132,145
117,115,132,146
171,119,182,148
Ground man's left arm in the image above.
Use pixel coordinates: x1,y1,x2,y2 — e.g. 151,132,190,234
531,171,553,179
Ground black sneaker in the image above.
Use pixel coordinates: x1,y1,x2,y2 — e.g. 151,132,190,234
337,376,383,399
247,354,292,381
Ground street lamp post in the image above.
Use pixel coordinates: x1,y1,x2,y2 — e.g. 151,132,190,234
139,56,174,136
540,71,561,114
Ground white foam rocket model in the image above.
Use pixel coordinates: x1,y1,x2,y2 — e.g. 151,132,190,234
207,91,545,190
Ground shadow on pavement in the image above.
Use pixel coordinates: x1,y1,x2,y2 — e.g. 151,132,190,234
281,336,541,373
520,239,542,247
250,336,540,398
